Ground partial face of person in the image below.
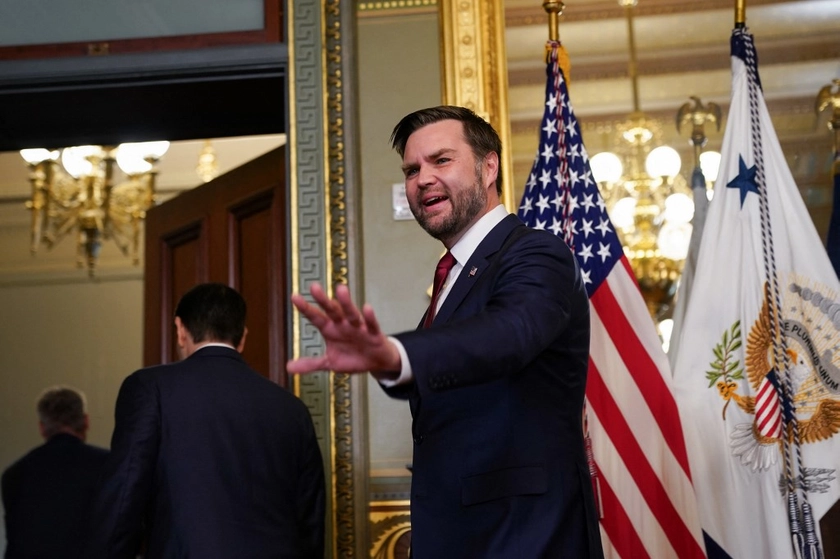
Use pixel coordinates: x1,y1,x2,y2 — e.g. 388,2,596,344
401,119,498,247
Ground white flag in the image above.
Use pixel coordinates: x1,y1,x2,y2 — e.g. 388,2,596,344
672,28,840,559
668,165,710,372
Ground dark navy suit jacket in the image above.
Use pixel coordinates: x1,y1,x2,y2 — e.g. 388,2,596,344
2,433,108,559
85,346,325,559
386,214,604,558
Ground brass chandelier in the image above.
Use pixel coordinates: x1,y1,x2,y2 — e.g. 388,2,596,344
20,141,169,276
588,0,720,323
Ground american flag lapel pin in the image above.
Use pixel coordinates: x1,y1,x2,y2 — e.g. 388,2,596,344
469,266,478,277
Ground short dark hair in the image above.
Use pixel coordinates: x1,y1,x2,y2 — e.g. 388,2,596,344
37,386,87,438
390,105,503,194
174,283,246,346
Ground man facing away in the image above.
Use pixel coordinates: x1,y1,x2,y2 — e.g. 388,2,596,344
288,106,604,558
2,386,108,559
86,282,326,559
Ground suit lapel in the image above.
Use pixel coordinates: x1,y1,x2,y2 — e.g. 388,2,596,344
432,214,522,326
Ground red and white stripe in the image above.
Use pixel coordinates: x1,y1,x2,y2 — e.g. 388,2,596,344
755,377,783,439
586,257,707,559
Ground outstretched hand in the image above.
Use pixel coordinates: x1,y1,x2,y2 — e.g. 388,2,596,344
287,283,401,375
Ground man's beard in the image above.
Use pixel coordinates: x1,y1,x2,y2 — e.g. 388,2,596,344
412,165,487,242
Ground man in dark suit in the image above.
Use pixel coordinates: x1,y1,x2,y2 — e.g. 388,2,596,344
289,106,604,558
2,386,108,559
86,283,325,559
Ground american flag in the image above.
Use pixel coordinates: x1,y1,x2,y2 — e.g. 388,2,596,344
517,42,707,558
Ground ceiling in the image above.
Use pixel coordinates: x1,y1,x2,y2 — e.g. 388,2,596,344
503,0,840,234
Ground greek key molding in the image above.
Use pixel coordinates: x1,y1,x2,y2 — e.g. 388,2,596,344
290,1,360,558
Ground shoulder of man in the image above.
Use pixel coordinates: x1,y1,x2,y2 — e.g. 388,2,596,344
81,441,110,457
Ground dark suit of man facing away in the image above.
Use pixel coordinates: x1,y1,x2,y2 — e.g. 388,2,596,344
288,106,603,558
86,283,325,559
2,386,108,559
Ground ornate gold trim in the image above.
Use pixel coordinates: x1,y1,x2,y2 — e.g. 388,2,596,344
358,0,436,14
288,0,301,401
324,1,357,557
370,501,412,559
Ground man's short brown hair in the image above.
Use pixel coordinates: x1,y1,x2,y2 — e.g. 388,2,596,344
390,105,503,195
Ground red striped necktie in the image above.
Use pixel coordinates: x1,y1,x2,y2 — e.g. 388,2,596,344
423,251,456,328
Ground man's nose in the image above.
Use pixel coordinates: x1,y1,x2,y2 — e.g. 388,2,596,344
416,165,435,187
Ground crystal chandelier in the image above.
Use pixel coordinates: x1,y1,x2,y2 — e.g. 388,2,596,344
20,141,170,276
588,0,720,322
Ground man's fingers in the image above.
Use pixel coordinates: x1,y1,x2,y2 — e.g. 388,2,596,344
309,283,344,322
290,293,328,328
286,355,329,374
361,303,381,336
334,284,363,326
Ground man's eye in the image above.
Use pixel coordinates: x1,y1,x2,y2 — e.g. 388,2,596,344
436,158,450,165
405,168,418,177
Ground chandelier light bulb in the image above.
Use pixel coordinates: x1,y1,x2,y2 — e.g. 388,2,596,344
610,196,637,230
658,318,674,352
663,192,695,224
590,152,623,183
699,150,722,183
116,141,170,175
20,148,59,165
657,222,693,260
645,145,681,178
61,145,101,178
139,140,171,160
116,144,152,175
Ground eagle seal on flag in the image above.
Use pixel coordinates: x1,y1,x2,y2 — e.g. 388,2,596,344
707,276,840,490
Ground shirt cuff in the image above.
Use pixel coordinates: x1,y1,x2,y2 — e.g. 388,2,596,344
376,336,414,387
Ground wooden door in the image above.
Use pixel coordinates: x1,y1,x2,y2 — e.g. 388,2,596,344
143,146,289,386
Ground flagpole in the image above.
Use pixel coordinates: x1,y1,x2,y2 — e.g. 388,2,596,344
543,1,571,84
735,0,746,27
543,0,562,41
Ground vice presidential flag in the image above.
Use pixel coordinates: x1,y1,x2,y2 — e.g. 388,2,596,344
672,27,840,559
518,41,706,559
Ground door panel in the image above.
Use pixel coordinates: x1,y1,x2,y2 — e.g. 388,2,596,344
143,147,288,386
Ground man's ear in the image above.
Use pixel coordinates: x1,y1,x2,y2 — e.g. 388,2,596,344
38,421,47,440
236,327,248,354
484,151,500,190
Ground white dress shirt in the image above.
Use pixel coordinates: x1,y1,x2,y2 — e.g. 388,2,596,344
381,204,509,387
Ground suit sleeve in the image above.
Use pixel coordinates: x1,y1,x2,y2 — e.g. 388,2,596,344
394,231,585,397
85,372,160,559
294,406,326,559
